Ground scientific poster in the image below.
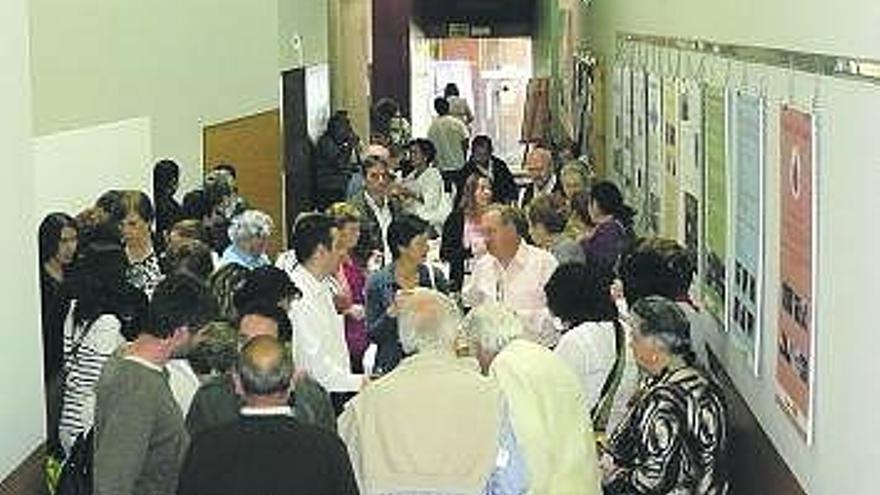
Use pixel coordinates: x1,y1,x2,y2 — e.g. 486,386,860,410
662,79,681,239
612,65,624,181
702,85,728,326
632,71,648,203
730,93,765,374
679,81,703,255
622,67,635,194
643,74,664,236
776,106,816,443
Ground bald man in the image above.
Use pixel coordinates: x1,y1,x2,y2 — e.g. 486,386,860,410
178,336,358,495
518,146,561,209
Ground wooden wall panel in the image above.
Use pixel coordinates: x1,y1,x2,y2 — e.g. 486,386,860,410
203,109,284,254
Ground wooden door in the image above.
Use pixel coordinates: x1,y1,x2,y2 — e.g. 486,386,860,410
203,109,285,255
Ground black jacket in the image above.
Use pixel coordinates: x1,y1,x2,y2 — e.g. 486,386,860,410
440,209,471,292
178,415,358,495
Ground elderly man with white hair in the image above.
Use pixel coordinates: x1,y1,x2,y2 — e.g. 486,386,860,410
338,288,527,495
219,209,273,270
462,302,602,495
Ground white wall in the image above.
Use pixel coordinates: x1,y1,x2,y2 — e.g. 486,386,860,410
28,0,313,194
584,2,880,494
33,117,152,218
0,0,45,480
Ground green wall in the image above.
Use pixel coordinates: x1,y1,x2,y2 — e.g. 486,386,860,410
0,0,44,479
279,0,329,69
29,0,329,192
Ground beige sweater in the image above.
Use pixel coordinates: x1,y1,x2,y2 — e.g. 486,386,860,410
339,350,501,495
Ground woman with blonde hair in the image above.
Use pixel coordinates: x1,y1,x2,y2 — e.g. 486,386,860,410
560,161,593,238
326,202,369,372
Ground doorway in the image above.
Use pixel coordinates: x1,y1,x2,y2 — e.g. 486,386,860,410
411,37,533,169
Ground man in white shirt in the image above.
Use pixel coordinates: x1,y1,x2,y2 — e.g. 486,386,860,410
462,204,560,347
427,97,469,187
287,213,365,412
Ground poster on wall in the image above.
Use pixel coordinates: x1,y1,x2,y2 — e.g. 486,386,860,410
662,78,681,239
679,80,704,256
730,92,765,375
642,74,664,236
622,67,635,193
702,85,728,326
632,70,648,203
612,66,625,182
776,106,817,444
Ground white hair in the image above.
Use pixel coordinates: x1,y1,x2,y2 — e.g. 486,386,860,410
228,210,273,244
398,288,462,354
461,302,525,355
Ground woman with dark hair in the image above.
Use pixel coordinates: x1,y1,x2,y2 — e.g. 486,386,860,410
581,180,636,271
38,213,78,451
440,172,493,292
233,265,302,316
119,190,164,296
396,138,449,230
617,237,709,367
527,193,585,265
58,241,147,454
444,82,474,127
601,296,728,495
153,159,182,249
546,262,640,432
365,213,448,374
568,189,596,241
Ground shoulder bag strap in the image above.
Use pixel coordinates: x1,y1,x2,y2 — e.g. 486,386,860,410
590,319,626,432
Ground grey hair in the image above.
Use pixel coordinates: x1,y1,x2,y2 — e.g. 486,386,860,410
398,288,462,354
461,302,525,355
228,210,273,244
560,160,592,187
629,296,694,362
236,335,294,396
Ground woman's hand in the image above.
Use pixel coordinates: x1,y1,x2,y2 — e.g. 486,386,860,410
346,304,366,321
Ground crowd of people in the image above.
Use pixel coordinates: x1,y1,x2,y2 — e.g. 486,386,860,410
37,85,730,495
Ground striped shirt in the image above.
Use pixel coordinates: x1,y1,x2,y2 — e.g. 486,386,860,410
58,303,125,454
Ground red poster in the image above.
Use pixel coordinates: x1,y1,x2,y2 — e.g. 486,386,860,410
775,106,815,442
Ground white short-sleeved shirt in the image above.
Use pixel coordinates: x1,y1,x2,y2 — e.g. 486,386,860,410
554,320,640,431
462,242,560,347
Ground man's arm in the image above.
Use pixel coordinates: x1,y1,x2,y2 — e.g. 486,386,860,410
289,299,362,392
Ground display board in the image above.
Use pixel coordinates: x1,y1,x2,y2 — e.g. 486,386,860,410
662,78,681,239
775,106,817,443
702,85,729,326
679,80,703,257
730,92,766,375
644,74,664,236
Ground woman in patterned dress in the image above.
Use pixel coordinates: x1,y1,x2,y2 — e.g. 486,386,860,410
602,296,729,495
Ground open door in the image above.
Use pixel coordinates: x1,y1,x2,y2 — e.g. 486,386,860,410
203,109,285,255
